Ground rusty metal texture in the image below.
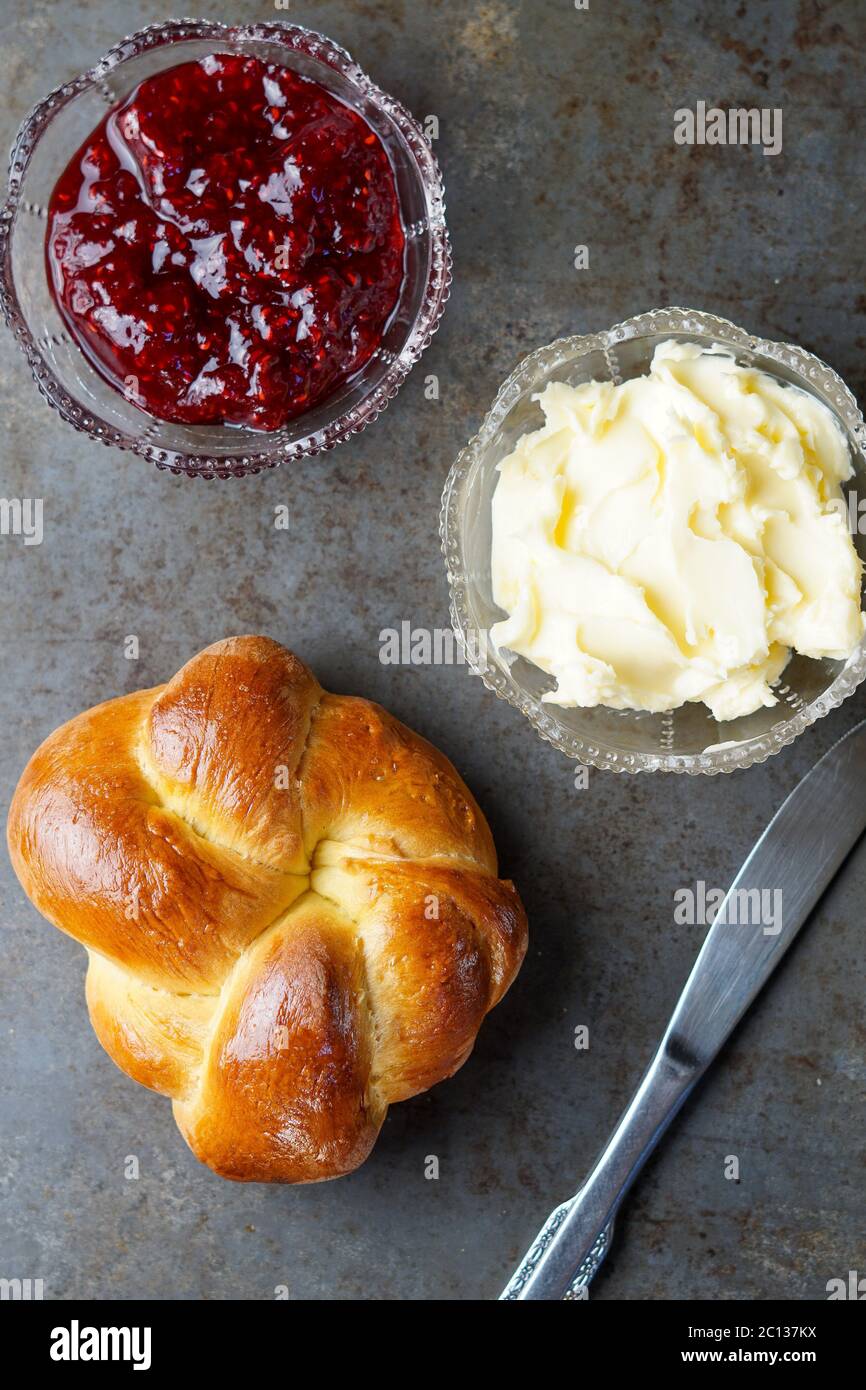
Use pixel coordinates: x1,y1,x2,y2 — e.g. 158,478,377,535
0,0,863,1299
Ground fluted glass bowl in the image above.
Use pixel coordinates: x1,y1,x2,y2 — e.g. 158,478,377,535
0,18,451,478
440,308,866,774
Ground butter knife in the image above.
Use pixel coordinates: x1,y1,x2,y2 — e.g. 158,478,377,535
501,717,866,1300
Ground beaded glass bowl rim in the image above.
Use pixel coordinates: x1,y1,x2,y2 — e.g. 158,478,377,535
0,17,452,479
440,306,866,775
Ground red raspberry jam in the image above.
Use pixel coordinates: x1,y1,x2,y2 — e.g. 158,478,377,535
46,54,406,430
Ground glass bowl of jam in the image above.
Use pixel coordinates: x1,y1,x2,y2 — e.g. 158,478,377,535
0,19,451,477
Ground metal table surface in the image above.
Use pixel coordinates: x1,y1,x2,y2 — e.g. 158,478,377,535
0,0,864,1301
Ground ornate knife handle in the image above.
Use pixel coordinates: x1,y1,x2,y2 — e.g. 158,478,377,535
500,1201,613,1300
563,1225,613,1299
498,1043,697,1300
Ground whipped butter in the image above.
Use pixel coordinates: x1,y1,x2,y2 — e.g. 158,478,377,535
490,341,864,720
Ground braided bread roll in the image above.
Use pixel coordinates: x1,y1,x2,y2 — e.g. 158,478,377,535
7,636,527,1183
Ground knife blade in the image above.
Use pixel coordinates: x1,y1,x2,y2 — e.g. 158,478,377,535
501,717,866,1300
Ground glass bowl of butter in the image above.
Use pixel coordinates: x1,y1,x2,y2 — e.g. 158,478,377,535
440,307,866,774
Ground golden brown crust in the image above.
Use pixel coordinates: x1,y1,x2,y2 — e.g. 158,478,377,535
7,636,528,1183
85,953,212,1100
174,898,385,1183
146,635,319,874
298,692,498,869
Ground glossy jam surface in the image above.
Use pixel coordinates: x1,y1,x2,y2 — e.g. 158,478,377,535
47,54,406,430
